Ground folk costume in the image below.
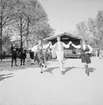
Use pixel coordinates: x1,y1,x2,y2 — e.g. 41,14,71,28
36,44,45,66
71,40,93,76
80,45,91,64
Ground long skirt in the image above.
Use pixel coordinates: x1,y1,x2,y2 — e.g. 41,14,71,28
81,53,91,64
55,50,64,62
55,50,64,71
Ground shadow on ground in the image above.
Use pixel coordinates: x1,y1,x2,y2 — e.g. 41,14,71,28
43,67,59,74
62,66,96,75
0,60,50,72
0,73,13,81
62,66,75,75
0,59,96,76
43,66,78,75
88,67,96,72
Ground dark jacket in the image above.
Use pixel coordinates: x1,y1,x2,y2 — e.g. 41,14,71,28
11,46,18,58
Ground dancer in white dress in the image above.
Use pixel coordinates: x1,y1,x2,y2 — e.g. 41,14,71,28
52,36,71,73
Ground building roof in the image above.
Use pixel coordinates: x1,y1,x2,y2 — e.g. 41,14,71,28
43,32,82,41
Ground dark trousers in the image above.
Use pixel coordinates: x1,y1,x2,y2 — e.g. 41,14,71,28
11,57,17,66
20,58,26,65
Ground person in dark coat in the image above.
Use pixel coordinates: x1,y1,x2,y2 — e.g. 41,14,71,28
11,43,18,67
22,48,26,65
71,39,93,76
18,47,27,65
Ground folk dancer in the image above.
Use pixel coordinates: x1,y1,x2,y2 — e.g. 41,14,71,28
71,39,93,76
36,39,47,73
52,36,71,73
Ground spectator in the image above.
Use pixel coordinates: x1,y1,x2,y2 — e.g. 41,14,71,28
18,47,27,66
11,43,18,67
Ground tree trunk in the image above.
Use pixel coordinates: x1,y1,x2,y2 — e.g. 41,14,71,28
20,16,23,48
0,0,3,62
26,16,30,49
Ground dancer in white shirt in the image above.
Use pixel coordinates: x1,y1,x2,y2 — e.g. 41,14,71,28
52,36,71,73
71,39,93,76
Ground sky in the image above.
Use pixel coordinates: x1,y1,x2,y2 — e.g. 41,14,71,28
39,0,103,35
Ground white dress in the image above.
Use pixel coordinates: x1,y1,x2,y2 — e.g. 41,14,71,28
55,42,64,62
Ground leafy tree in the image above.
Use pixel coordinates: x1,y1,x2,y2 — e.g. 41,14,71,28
24,0,48,48
0,0,15,61
12,0,27,49
76,21,90,40
95,10,103,49
88,18,98,48
12,0,52,49
88,11,103,50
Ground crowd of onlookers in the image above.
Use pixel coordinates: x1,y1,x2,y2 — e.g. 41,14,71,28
10,43,27,67
10,43,52,67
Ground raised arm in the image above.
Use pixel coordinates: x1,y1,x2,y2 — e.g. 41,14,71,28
71,42,81,49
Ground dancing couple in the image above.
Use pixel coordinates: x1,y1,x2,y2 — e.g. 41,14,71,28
52,37,93,76
33,37,70,73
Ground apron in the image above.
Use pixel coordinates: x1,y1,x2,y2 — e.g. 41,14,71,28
80,45,91,64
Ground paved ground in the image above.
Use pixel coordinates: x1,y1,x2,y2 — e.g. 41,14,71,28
0,57,103,105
